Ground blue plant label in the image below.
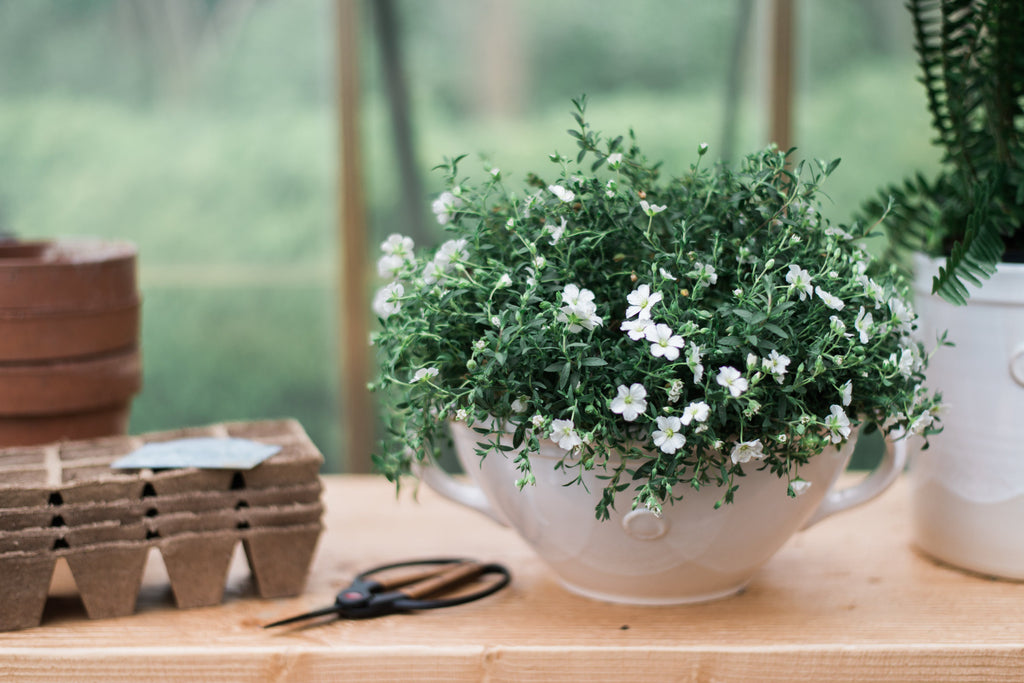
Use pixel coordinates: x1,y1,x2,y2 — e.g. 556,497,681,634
111,438,281,470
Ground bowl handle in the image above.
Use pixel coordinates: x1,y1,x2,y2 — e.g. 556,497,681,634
801,433,907,529
414,458,510,527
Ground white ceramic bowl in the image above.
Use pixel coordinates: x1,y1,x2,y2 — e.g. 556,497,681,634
419,421,906,604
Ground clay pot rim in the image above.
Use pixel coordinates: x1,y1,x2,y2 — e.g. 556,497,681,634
0,239,137,268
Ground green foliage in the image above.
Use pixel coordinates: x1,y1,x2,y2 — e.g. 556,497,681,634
862,0,1024,303
372,100,942,519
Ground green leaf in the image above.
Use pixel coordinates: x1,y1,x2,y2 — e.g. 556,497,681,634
582,357,607,367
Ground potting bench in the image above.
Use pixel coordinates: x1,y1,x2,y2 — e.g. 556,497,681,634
0,475,1020,682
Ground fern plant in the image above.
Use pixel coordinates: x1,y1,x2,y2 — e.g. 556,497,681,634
864,0,1024,304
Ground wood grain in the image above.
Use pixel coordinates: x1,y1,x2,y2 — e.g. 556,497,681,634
1,475,1023,682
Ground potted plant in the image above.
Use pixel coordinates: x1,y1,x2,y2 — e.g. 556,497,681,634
371,98,941,603
861,0,1024,579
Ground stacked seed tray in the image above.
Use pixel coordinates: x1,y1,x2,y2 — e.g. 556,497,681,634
0,419,324,631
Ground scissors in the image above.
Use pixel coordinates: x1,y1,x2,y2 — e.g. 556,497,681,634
263,558,511,628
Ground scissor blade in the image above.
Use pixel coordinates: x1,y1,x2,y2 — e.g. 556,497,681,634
263,604,340,629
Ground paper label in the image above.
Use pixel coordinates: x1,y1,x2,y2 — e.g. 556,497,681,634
111,438,281,471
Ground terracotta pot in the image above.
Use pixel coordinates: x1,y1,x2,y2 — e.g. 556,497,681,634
0,239,141,446
0,240,137,311
0,240,139,361
0,348,141,415
0,402,131,448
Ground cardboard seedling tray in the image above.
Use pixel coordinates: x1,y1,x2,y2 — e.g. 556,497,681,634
0,419,324,631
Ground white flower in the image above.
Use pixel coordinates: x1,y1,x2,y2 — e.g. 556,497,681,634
546,217,568,245
730,439,765,464
626,284,662,319
437,238,468,263
640,199,667,216
909,409,935,436
716,366,749,397
620,317,652,341
789,478,812,496
557,284,602,333
681,401,710,425
667,379,685,404
372,282,403,319
496,273,512,288
652,416,686,454
896,348,915,378
859,275,886,305
550,419,582,450
377,254,405,280
785,265,813,301
607,153,623,169
531,414,546,429
610,383,648,422
686,343,704,383
474,339,487,351
645,323,685,360
490,167,501,177
762,350,791,384
511,397,528,413
533,255,546,269
431,192,462,225
825,226,853,240
412,367,439,383
815,286,845,311
854,306,873,344
422,259,447,285
548,184,576,203
824,404,852,443
455,408,469,421
840,380,853,407
829,315,848,337
694,262,718,284
889,298,915,334
424,239,468,284
659,267,677,281
563,283,592,308
381,234,414,258
490,315,501,327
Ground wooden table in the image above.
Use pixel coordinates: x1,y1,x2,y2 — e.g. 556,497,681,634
1,475,1022,682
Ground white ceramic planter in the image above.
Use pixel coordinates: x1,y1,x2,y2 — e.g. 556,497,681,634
911,256,1024,579
419,421,906,604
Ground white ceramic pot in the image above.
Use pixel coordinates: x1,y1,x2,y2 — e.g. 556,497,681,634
910,256,1024,579
419,421,906,604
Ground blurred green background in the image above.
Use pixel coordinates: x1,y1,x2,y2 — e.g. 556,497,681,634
0,0,940,471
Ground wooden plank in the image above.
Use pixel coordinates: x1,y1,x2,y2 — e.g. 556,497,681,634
335,0,372,474
2,475,1024,681
770,0,795,151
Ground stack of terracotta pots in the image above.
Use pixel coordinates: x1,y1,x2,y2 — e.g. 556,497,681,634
0,239,141,446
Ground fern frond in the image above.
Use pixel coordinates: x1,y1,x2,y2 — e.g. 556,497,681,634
931,179,1005,303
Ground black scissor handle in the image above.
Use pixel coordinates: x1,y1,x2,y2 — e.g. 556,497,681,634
340,558,510,618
